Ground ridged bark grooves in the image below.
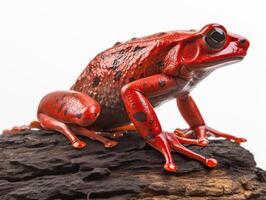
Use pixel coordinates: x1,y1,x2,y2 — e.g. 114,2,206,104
0,130,266,200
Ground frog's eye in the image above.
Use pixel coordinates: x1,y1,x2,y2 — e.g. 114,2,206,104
204,28,226,49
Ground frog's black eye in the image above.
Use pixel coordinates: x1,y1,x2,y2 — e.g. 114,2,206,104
204,28,226,49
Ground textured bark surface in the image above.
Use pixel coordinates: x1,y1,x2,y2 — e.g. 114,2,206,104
0,130,266,200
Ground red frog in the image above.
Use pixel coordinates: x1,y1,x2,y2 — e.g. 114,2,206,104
4,23,250,172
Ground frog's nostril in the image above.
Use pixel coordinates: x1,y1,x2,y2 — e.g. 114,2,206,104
240,39,246,45
239,38,250,50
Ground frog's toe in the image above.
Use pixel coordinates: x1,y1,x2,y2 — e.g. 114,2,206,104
104,140,118,148
172,133,208,146
72,140,87,149
205,158,218,168
198,138,209,146
174,128,194,138
235,137,247,144
111,132,124,139
164,162,178,172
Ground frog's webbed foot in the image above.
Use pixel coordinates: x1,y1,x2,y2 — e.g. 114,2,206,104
175,125,247,146
147,131,217,172
2,121,41,134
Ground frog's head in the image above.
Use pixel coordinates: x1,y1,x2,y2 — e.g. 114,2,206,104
178,23,249,72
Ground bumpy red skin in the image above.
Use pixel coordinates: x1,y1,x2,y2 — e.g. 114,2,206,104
4,24,250,172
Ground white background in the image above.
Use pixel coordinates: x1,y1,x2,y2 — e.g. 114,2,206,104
0,1,266,168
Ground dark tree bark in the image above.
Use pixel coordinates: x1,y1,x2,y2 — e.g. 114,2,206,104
0,130,266,200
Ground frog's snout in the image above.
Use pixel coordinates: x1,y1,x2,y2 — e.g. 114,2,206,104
238,37,250,52
239,38,250,49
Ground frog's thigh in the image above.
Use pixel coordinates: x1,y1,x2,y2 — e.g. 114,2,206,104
38,90,101,127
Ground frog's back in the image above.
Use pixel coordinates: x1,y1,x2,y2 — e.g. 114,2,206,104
71,30,193,128
71,30,193,93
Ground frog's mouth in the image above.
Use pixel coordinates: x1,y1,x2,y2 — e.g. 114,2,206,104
188,56,244,71
199,56,244,71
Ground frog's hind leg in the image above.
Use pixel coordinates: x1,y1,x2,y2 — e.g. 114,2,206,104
36,90,117,149
98,124,136,139
37,113,86,149
109,124,136,132
70,126,118,148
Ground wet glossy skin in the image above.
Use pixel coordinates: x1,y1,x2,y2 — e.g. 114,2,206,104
71,24,249,129
4,24,250,172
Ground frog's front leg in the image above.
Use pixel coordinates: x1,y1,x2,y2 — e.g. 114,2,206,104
175,94,247,145
121,74,217,172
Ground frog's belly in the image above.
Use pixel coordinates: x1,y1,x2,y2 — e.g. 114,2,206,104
94,92,182,129
93,78,192,128
94,99,130,128
94,95,179,129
